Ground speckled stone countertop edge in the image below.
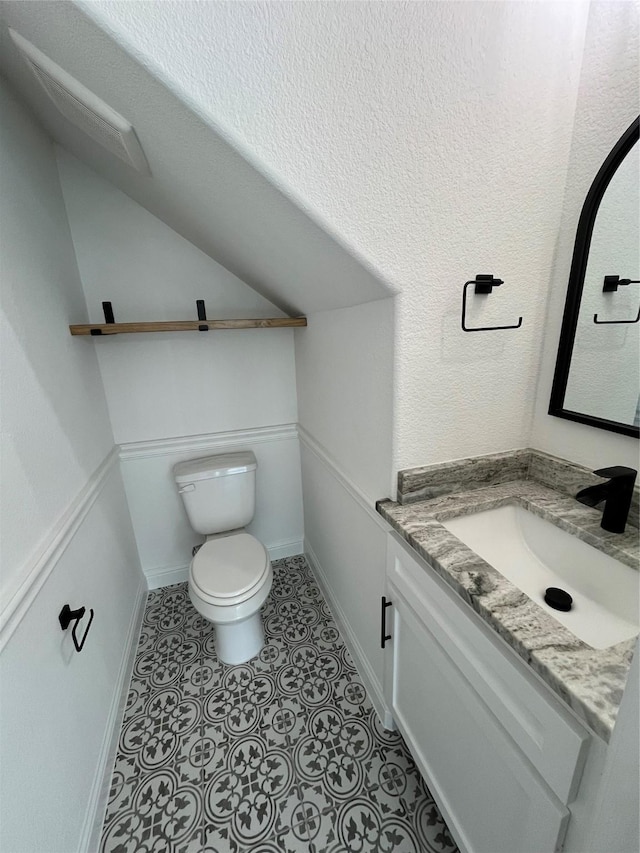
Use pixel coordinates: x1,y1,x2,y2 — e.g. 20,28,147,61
377,480,639,743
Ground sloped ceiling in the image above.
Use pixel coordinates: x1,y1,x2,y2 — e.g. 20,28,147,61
0,0,393,316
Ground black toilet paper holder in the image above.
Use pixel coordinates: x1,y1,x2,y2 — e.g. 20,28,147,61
58,604,94,653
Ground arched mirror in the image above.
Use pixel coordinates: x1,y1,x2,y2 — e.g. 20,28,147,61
549,116,639,437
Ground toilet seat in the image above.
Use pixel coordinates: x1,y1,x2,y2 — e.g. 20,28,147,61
190,533,270,607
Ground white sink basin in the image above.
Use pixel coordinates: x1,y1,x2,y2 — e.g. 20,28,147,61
441,504,639,649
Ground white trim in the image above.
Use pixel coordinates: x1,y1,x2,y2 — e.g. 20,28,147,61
0,447,120,650
119,423,298,461
267,539,304,562
146,563,189,590
297,425,389,530
80,577,147,853
144,539,305,590
305,541,394,730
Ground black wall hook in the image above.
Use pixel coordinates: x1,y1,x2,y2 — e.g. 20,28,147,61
59,604,94,653
594,277,640,324
461,275,523,332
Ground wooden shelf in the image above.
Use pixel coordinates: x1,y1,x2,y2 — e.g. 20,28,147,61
69,317,307,336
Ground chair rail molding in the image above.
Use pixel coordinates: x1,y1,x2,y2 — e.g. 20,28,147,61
0,447,120,650
119,423,298,461
297,424,389,529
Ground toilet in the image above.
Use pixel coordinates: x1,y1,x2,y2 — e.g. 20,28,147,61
173,451,272,665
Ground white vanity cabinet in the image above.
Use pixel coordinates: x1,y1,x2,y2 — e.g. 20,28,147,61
384,532,591,853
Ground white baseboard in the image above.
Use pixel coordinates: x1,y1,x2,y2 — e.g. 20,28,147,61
146,563,190,590
145,540,305,590
305,542,394,730
81,577,147,853
267,539,304,562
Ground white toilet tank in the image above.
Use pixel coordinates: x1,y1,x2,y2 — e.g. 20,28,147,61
173,451,257,535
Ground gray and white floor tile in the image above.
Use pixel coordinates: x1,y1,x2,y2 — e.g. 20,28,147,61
101,555,459,853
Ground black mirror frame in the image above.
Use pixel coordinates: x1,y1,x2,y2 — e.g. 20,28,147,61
549,116,640,438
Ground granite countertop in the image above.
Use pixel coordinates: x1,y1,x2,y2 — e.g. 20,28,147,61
377,477,639,743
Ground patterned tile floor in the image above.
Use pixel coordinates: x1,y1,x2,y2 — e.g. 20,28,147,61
100,555,459,853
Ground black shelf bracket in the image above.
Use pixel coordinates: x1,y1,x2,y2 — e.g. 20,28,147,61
59,604,94,653
90,301,116,335
461,275,523,332
196,299,208,331
102,301,115,323
594,277,640,324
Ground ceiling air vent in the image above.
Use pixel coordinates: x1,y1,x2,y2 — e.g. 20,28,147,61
9,29,150,175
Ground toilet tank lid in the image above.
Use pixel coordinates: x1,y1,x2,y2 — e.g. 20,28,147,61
173,451,257,483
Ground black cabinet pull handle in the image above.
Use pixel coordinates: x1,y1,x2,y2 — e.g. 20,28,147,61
381,596,392,648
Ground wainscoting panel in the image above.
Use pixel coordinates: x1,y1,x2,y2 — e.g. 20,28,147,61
0,448,120,650
298,432,392,728
119,424,304,587
82,577,147,853
0,456,145,853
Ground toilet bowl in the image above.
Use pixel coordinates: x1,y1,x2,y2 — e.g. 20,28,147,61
188,530,272,665
174,451,272,665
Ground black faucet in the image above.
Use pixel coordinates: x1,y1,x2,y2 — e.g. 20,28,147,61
576,466,637,533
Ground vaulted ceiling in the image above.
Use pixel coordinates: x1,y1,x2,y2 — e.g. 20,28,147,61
0,0,393,316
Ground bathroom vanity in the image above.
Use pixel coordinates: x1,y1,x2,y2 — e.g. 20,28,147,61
377,449,639,853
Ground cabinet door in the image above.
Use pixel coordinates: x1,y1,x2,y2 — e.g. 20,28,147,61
386,535,589,804
388,584,569,853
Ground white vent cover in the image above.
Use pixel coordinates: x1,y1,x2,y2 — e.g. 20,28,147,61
9,29,150,175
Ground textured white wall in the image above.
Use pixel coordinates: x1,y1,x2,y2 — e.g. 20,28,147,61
79,0,589,473
0,78,144,852
0,80,113,597
531,0,640,469
56,149,298,444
